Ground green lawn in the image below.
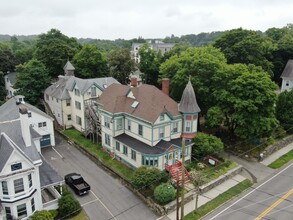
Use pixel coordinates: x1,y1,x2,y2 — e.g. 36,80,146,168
63,129,134,180
184,179,252,220
68,210,89,220
268,150,293,169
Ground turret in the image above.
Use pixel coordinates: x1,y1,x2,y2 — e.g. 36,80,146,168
179,79,200,139
64,60,75,76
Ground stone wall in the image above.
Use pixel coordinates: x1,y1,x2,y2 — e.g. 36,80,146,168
263,135,293,159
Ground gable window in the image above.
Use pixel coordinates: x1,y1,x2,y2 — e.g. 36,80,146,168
127,120,131,131
116,118,123,130
17,203,27,218
76,116,82,125
11,163,22,171
104,116,110,128
160,114,164,121
172,122,178,133
123,145,128,156
116,142,120,151
185,121,191,132
31,198,35,212
67,114,71,121
91,87,96,97
14,178,24,194
74,88,80,96
286,80,290,86
66,100,71,106
75,101,81,110
131,150,136,161
159,127,165,139
28,174,32,188
2,181,8,195
105,134,110,146
138,124,143,136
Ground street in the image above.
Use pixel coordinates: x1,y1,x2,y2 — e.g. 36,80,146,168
41,134,158,220
202,162,293,220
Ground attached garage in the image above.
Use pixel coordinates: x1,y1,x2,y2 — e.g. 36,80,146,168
40,135,51,147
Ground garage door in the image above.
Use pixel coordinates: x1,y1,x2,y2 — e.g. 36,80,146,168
40,135,51,147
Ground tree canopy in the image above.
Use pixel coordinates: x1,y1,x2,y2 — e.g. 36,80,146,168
276,90,293,132
108,48,135,84
214,28,273,77
72,44,109,78
35,29,81,78
14,59,51,107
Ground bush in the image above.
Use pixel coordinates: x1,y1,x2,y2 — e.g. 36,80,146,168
132,166,163,189
190,170,207,187
154,183,176,204
58,192,81,218
30,210,54,220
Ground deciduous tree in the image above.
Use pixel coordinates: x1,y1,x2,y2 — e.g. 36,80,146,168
276,90,293,132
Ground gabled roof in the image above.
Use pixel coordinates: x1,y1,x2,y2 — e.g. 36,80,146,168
179,80,201,113
281,60,293,79
98,84,181,123
0,133,14,172
45,76,119,100
5,72,18,85
0,97,53,122
39,158,63,187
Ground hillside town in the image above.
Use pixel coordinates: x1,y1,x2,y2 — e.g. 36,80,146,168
1,13,293,220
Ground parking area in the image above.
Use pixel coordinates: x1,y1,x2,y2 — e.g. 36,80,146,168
41,133,157,220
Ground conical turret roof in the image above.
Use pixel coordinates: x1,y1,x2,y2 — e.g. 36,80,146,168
179,80,201,113
63,60,75,71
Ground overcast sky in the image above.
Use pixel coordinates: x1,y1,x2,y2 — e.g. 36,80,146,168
1,0,293,40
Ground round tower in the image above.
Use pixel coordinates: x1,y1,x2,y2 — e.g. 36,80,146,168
178,79,201,139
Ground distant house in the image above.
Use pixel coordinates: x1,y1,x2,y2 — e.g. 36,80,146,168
0,96,62,220
131,41,175,63
4,72,19,98
281,60,293,92
97,78,200,171
44,61,119,133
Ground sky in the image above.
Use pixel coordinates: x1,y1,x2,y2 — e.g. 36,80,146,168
1,0,293,40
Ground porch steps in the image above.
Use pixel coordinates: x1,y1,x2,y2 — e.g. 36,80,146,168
165,160,190,187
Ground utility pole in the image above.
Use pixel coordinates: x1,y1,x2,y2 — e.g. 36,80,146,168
180,137,185,220
176,170,179,220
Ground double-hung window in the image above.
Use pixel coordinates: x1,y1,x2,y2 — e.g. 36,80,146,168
28,174,33,188
138,124,143,136
2,181,8,195
185,121,191,132
127,120,131,131
172,122,178,133
14,178,24,194
17,203,27,218
159,127,165,139
123,145,128,156
131,150,136,161
104,116,110,128
116,118,123,130
116,142,120,151
105,134,110,146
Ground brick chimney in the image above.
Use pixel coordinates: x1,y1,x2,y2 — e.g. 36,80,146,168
131,76,138,87
162,78,170,96
19,106,32,147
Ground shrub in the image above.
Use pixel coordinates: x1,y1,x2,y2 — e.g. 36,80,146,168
190,170,207,187
132,166,163,189
154,183,176,204
196,162,206,170
58,192,81,218
30,210,54,220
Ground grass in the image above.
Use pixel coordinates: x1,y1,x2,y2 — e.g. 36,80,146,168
268,150,293,169
68,210,89,220
184,179,252,220
63,129,134,180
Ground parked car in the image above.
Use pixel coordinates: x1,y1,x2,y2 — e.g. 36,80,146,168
64,173,91,196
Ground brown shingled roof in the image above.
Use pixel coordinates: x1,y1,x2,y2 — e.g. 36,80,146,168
98,84,181,123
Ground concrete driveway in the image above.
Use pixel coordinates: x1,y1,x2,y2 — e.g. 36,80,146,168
41,133,158,220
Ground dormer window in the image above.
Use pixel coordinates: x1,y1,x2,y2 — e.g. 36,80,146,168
160,114,164,121
286,80,289,86
74,88,80,96
91,87,96,97
11,163,22,171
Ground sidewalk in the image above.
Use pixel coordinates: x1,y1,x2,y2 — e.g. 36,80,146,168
261,142,293,166
157,174,246,220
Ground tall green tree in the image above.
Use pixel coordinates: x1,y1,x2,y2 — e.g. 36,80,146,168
14,59,50,107
0,42,17,73
0,71,6,105
160,46,227,113
214,28,273,76
212,64,279,139
108,48,135,84
35,29,81,78
72,44,109,78
276,90,293,132
139,43,160,86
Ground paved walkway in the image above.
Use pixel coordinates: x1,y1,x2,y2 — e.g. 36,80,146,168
261,142,293,166
157,174,246,220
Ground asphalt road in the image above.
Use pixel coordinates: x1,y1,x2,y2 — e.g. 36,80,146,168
202,162,293,220
41,134,158,220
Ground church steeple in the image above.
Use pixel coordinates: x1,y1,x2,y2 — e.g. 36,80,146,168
179,79,200,139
